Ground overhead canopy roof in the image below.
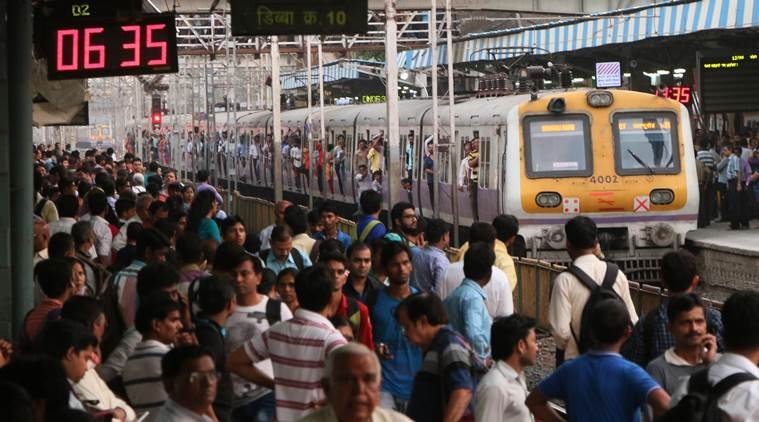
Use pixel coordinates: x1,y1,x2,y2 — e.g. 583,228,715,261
396,0,759,69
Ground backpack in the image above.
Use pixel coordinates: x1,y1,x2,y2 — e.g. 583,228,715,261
350,219,381,243
566,262,623,354
259,248,305,271
98,274,127,360
655,368,756,422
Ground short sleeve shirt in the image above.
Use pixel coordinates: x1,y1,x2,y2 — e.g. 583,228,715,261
197,218,221,243
538,352,660,422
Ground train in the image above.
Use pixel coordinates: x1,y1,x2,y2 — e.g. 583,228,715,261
128,88,698,282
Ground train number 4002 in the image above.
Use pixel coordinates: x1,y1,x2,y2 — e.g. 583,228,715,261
588,175,618,184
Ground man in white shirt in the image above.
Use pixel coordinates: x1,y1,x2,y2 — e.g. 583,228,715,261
457,140,471,192
290,143,303,190
154,346,218,422
669,291,759,421
476,314,538,422
259,200,292,251
81,191,113,265
548,216,638,361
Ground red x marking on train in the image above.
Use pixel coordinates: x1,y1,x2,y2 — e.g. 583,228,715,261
634,196,650,212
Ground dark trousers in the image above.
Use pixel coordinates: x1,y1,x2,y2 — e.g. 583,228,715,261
336,162,345,195
469,180,479,221
698,183,709,227
718,182,729,221
427,182,434,211
728,178,750,228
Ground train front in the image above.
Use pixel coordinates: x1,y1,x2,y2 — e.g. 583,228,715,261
504,89,698,281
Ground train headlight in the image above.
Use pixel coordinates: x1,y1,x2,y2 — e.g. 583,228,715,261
650,189,674,205
536,192,562,208
546,227,566,250
651,223,675,247
586,90,614,107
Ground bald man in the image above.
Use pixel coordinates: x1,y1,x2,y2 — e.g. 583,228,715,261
259,200,293,250
299,343,412,422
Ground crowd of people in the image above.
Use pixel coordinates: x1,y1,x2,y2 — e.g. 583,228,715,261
6,142,759,422
695,129,759,229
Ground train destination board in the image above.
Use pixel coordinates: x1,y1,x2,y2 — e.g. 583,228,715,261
231,0,368,35
699,52,759,113
45,12,178,80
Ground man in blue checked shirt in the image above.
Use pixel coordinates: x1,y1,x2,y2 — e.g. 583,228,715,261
443,242,495,359
412,218,450,293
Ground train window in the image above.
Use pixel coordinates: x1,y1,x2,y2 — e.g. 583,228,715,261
523,114,592,178
479,136,491,188
612,112,680,175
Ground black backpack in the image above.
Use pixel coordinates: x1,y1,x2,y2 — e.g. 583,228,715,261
264,298,284,325
259,248,305,271
656,368,756,422
567,262,623,354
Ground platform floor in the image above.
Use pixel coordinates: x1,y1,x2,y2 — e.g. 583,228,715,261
685,222,759,257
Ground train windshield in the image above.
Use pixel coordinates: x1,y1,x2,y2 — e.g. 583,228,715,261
524,114,592,178
612,112,680,175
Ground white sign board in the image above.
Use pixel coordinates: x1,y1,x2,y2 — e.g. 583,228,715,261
595,61,621,88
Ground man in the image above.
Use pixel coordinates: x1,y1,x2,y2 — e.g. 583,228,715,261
355,164,372,199
475,314,538,422
624,249,723,367
300,343,412,422
366,241,421,414
314,202,352,250
527,299,670,421
423,141,435,209
49,194,79,236
132,157,144,175
457,141,471,193
645,294,718,394
355,190,386,245
333,136,346,195
354,139,369,174
401,178,413,206
176,232,209,297
155,346,218,422
228,265,348,422
193,275,237,422
33,217,50,267
196,169,225,206
548,216,638,361
412,218,449,293
384,202,417,248
439,222,513,319
38,320,102,415
81,190,113,265
285,205,317,258
26,259,74,341
113,229,172,329
668,291,759,421
259,225,312,275
259,200,292,250
217,243,292,422
321,253,374,350
123,292,185,421
367,134,383,175
443,242,494,359
221,215,247,247
467,137,480,221
398,293,478,422
71,221,111,297
455,215,519,291
343,242,382,304
113,193,153,251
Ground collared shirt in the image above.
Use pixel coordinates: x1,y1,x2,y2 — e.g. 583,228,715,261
82,214,113,258
243,308,347,422
367,147,382,173
412,245,449,293
264,249,312,276
25,298,63,340
123,339,171,422
645,347,715,395
454,240,518,291
443,279,492,358
114,259,147,328
299,404,413,422
113,215,142,251
342,274,383,304
548,254,639,359
716,156,730,184
49,216,77,236
258,224,275,251
335,294,374,349
72,365,136,422
292,233,316,256
624,300,724,367
154,399,214,422
466,151,480,181
313,230,352,250
439,261,513,319
475,361,533,422
670,353,759,421
727,154,742,180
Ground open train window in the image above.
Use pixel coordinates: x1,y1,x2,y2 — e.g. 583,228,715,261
479,136,491,188
523,114,592,178
612,112,680,175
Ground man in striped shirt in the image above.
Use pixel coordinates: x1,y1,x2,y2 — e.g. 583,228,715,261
123,292,185,421
228,265,348,422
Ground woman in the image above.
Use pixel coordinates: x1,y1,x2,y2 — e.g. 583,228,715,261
187,189,221,245
66,257,88,296
181,185,195,211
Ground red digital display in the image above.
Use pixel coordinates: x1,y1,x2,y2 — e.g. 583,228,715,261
47,13,178,80
656,86,692,105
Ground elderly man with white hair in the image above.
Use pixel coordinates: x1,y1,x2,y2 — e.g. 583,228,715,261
299,343,412,422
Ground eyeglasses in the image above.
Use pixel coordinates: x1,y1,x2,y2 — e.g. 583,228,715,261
402,214,417,220
187,370,220,384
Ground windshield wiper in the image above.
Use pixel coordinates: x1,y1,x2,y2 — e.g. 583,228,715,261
627,149,654,175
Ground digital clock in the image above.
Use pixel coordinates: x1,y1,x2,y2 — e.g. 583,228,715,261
46,13,178,80
655,86,692,105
